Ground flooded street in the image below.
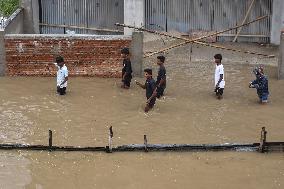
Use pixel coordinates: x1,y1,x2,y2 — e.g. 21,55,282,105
0,57,284,188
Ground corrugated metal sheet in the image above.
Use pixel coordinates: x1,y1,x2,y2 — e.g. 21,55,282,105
40,0,124,34
145,0,272,43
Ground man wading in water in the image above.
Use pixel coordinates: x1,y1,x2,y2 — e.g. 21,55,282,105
214,54,225,99
54,56,69,95
120,48,133,89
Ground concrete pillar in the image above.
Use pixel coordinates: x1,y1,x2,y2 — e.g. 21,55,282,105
124,0,145,35
21,0,39,34
130,31,143,77
278,30,284,80
0,29,6,76
271,0,284,45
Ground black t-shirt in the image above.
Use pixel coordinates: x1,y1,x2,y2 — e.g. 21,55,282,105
156,65,166,88
145,78,156,99
122,59,132,75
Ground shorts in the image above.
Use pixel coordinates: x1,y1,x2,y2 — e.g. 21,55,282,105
57,86,66,95
122,74,132,87
156,86,165,98
258,93,269,102
215,87,224,96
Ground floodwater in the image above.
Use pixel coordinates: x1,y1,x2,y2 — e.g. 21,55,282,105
0,60,284,188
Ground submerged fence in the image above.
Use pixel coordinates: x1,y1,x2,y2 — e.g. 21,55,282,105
0,127,283,153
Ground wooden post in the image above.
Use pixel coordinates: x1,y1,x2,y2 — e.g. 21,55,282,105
107,126,113,153
144,135,148,152
233,0,256,42
189,45,193,64
259,127,267,153
49,130,52,151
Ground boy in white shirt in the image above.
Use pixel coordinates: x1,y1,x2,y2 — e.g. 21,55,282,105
214,54,225,99
54,56,68,95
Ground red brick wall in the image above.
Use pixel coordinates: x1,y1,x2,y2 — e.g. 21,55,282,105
5,35,131,77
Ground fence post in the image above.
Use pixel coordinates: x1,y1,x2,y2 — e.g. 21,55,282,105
107,126,113,153
259,127,267,153
144,135,148,152
49,130,52,151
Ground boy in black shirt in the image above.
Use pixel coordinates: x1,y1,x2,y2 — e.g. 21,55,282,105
155,55,167,98
136,69,157,112
121,48,132,89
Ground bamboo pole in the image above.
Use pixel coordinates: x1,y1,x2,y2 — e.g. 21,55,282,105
115,15,275,58
116,15,268,44
40,23,122,33
233,0,256,42
144,38,274,58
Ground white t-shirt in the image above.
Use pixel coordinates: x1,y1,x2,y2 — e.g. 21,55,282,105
215,64,225,88
55,64,68,88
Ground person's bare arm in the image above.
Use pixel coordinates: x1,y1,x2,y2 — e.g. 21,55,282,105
136,81,146,89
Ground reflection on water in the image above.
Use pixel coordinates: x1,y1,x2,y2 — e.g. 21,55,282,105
0,61,284,188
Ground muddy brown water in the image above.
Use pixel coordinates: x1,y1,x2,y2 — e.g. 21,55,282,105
0,60,284,189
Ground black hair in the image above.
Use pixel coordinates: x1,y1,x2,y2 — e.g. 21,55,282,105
157,55,165,63
214,54,222,61
121,47,130,55
144,68,152,75
56,56,64,63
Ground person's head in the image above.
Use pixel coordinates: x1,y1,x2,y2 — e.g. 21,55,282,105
144,68,152,79
253,66,264,79
214,54,222,64
157,55,165,65
56,56,64,67
121,47,130,59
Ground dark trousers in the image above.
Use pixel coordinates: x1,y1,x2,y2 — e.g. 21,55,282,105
57,86,66,95
156,86,165,98
123,74,132,87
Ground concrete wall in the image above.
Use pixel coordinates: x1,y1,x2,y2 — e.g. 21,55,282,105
5,34,131,77
130,32,143,77
0,30,5,76
124,0,145,35
4,9,24,34
271,0,284,45
0,8,25,76
279,30,284,79
21,0,39,34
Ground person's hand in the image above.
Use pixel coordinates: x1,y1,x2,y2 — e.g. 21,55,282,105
135,80,140,85
146,99,150,105
214,87,218,93
249,82,253,88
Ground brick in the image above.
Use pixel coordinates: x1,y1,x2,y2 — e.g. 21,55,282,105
5,37,131,77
